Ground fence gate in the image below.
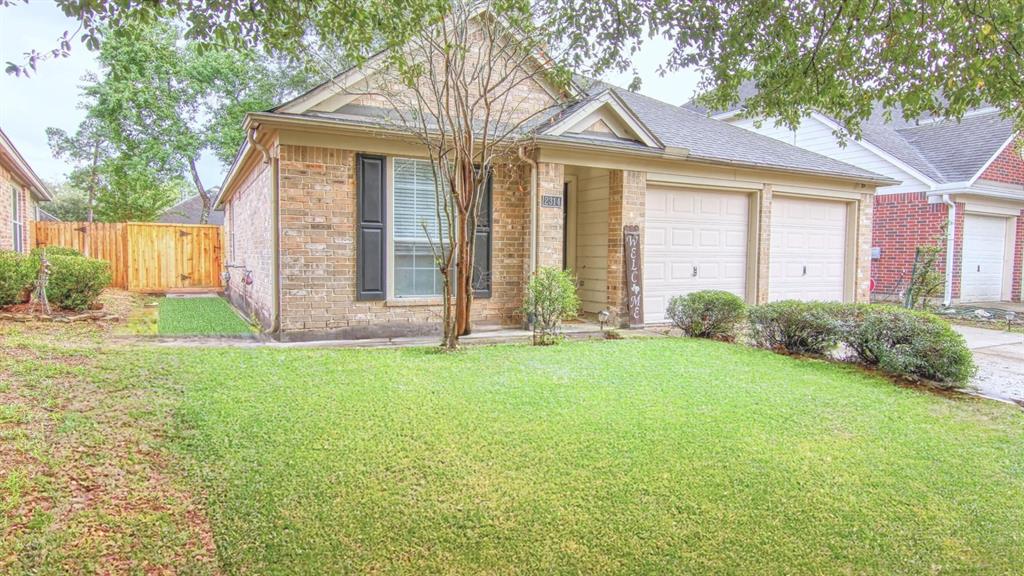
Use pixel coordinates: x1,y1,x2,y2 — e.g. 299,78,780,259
33,222,223,292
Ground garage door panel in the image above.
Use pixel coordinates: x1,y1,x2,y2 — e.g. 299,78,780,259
645,188,749,323
962,214,1008,301
769,196,847,302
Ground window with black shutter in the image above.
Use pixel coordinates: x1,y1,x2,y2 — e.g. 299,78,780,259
356,154,386,300
472,171,493,297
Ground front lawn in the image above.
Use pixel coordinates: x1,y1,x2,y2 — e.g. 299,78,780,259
3,326,1023,574
157,296,252,336
162,339,1023,574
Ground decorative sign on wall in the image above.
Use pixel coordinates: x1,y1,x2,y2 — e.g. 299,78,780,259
541,195,563,209
623,224,643,328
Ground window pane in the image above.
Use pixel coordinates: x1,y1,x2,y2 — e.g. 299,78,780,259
393,158,451,298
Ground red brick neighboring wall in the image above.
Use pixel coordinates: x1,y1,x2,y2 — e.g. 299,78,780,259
871,192,957,300
980,139,1024,184
980,140,1024,302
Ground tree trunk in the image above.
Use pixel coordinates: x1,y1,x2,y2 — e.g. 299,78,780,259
188,157,211,224
454,211,473,336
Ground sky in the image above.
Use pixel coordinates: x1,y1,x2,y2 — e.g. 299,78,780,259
0,1,701,190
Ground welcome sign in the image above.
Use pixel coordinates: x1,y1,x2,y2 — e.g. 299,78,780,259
623,225,643,328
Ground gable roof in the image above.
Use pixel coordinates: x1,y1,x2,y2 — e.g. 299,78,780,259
0,127,52,202
686,81,1017,184
565,82,894,183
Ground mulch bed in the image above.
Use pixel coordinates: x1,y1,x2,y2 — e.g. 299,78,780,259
0,303,120,323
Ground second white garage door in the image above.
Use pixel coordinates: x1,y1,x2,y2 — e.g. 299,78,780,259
644,187,748,323
961,213,1009,302
769,196,848,302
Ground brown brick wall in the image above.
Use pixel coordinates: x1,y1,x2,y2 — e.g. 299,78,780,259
755,185,773,303
855,193,873,302
535,162,564,269
274,144,528,340
606,170,645,322
224,153,275,328
0,162,35,253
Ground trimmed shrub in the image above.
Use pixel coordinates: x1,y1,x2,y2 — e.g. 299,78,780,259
31,246,83,259
522,267,581,345
666,290,746,340
45,255,112,311
0,251,36,306
747,300,842,355
845,305,975,387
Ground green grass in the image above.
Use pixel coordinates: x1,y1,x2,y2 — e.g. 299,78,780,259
156,297,252,336
5,324,1023,574
140,338,1024,575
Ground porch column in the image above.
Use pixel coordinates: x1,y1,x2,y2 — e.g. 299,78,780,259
854,192,874,303
607,169,646,325
535,162,565,269
755,184,773,304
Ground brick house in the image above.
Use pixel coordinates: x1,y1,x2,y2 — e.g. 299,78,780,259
1,127,52,254
692,84,1024,304
217,38,894,341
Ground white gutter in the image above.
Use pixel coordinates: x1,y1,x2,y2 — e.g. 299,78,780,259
518,146,538,275
938,194,957,306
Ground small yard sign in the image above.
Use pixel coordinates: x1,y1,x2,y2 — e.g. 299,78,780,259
623,225,643,328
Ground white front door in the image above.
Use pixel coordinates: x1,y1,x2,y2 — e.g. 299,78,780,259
769,196,848,302
644,187,748,323
962,214,1008,302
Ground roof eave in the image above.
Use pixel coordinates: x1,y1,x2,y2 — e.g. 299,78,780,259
0,128,52,201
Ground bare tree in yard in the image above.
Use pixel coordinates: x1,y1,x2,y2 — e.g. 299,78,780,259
336,1,570,349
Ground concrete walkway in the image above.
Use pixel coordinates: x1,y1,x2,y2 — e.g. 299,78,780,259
954,325,1024,404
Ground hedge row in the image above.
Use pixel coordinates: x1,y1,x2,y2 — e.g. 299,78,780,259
666,291,975,388
0,248,111,311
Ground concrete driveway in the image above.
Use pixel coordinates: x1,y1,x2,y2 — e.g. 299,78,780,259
954,325,1024,403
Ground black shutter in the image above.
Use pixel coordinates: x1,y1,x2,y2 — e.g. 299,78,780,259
472,171,493,298
357,154,386,300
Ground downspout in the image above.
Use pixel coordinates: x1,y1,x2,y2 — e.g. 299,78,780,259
247,125,280,335
939,194,956,307
518,146,538,275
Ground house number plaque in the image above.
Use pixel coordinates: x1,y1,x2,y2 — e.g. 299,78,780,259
623,224,643,328
541,195,563,208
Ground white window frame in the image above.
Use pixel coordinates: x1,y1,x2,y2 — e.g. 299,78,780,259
387,156,455,300
11,187,24,253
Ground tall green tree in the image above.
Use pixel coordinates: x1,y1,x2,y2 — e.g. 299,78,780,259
47,117,112,224
7,1,1022,135
69,22,316,223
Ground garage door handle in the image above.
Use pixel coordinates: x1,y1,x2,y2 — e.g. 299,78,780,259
802,265,807,277
977,265,981,272
692,266,698,277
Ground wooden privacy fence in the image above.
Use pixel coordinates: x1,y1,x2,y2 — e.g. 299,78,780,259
33,222,224,292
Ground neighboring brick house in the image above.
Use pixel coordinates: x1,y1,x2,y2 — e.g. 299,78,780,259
0,127,52,253
692,84,1024,304
217,24,894,341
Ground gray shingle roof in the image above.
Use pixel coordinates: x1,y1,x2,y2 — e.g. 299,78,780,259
892,111,1014,183
683,81,1016,184
158,194,224,225
610,88,891,183
287,78,894,184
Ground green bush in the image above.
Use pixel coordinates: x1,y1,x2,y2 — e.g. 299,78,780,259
31,246,83,259
747,300,842,355
0,251,36,306
45,255,112,311
666,290,746,340
845,305,975,387
522,267,581,345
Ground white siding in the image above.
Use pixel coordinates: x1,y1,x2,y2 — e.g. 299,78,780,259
572,168,609,314
729,115,929,195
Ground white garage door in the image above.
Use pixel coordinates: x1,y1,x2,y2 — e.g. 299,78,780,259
644,187,748,323
769,196,847,301
962,214,1008,302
